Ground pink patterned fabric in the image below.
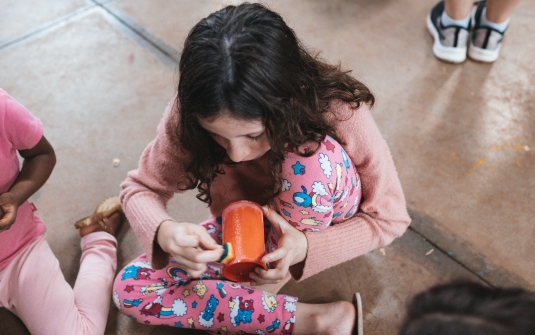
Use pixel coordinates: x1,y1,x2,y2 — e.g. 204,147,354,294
267,135,361,252
114,218,297,335
0,89,46,270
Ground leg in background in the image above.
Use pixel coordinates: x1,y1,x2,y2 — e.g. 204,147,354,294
468,0,519,61
486,0,520,23
444,0,475,20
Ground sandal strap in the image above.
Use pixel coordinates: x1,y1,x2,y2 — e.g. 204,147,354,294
74,207,121,230
98,218,114,234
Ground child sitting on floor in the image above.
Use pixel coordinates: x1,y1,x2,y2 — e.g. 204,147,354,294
114,3,410,335
0,88,123,335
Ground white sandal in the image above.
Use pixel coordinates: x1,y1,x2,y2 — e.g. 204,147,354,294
353,292,363,335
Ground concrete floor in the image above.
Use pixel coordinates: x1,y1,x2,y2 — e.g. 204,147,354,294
1,0,534,334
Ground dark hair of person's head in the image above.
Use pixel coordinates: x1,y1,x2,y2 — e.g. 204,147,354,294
398,281,535,335
169,2,374,204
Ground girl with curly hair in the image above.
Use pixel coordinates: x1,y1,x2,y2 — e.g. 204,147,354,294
114,3,410,334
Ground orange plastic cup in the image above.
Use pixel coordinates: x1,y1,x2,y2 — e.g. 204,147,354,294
221,200,267,282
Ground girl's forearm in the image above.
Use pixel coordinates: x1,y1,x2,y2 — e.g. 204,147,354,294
8,136,56,206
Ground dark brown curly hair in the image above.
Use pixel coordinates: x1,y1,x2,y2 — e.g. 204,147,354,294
399,281,535,335
169,2,374,205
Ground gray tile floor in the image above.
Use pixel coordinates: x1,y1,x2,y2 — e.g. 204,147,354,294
1,0,534,334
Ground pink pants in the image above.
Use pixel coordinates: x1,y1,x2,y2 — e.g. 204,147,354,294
0,232,117,335
114,135,361,334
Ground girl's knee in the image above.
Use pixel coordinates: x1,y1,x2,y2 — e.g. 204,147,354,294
277,136,360,229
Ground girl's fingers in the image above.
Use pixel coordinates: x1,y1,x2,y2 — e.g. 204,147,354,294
262,206,285,235
173,233,200,248
180,245,224,263
273,253,292,273
248,272,269,285
195,226,222,250
173,228,219,250
248,271,277,285
171,246,222,278
255,251,292,280
262,205,283,223
164,224,224,278
254,266,288,282
262,247,287,264
0,213,15,226
264,254,292,281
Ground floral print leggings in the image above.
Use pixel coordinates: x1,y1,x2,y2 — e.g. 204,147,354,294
113,135,361,334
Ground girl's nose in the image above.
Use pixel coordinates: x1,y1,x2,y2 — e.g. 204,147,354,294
227,143,249,163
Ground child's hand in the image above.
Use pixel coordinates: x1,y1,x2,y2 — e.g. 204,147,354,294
157,220,224,278
249,206,308,285
0,193,19,232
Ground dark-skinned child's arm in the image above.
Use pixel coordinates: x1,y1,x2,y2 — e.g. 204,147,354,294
0,136,56,232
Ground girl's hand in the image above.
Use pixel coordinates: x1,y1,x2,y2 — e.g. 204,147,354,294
156,220,224,278
0,193,19,233
0,136,55,234
249,206,308,285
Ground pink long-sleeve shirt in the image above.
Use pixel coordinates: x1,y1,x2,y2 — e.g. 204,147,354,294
121,99,411,281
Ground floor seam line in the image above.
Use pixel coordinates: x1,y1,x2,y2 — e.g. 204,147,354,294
94,2,179,63
0,5,96,51
407,226,495,288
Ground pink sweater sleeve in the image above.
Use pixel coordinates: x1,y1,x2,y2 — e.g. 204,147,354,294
120,100,186,269
290,102,411,281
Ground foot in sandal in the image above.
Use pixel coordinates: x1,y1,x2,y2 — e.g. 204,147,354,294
353,292,363,335
75,196,124,237
292,300,356,335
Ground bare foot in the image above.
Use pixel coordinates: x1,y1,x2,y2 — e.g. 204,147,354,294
79,212,122,237
294,300,356,335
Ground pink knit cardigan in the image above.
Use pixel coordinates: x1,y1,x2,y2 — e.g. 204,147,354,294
120,99,411,281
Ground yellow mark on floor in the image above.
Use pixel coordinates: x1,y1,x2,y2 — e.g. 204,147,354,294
516,159,520,166
472,159,485,169
468,159,485,176
491,144,530,151
491,166,496,172
451,152,457,160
